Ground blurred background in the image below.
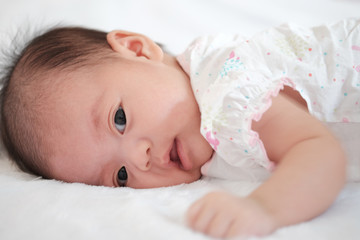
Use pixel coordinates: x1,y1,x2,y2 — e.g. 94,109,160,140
0,0,359,54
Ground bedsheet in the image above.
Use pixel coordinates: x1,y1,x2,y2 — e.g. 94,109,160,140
1,0,360,239
0,157,359,240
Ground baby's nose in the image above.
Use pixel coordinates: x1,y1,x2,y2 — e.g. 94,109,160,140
130,138,151,171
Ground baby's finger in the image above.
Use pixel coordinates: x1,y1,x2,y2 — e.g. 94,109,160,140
187,199,215,233
205,211,234,238
186,198,203,224
226,217,269,239
226,219,244,238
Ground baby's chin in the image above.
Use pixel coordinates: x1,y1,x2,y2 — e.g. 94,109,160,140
150,172,203,189
177,170,203,186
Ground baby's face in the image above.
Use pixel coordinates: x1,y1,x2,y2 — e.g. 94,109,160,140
47,55,214,188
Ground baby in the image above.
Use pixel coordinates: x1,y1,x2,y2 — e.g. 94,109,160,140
1,18,359,238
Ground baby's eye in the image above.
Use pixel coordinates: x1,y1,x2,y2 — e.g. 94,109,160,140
114,107,126,133
117,166,128,187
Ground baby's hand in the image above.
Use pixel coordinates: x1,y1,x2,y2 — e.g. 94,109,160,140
187,191,276,239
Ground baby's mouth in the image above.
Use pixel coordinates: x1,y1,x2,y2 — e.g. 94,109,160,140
169,138,192,171
170,139,182,168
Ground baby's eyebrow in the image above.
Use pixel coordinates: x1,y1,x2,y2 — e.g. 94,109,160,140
88,90,116,187
90,90,107,134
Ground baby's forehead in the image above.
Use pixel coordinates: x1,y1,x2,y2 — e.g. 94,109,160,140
42,58,122,101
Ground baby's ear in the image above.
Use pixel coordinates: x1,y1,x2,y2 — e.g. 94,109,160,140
106,30,163,61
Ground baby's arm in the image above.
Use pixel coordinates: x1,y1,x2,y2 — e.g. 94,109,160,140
250,93,346,225
187,92,346,238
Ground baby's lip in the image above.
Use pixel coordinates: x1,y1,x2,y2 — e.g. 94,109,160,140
174,138,193,171
169,139,182,168
170,140,180,163
167,138,192,171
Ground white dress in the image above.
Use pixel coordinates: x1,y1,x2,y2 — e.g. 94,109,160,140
176,19,360,181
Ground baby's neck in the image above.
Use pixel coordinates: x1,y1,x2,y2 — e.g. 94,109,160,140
163,53,179,69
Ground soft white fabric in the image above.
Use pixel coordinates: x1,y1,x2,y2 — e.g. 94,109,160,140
177,19,360,182
1,156,360,240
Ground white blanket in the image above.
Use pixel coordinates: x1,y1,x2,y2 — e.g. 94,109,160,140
1,1,360,239
1,154,359,240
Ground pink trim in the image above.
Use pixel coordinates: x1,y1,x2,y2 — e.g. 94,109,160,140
352,45,360,51
248,77,296,170
355,65,360,72
206,131,220,150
